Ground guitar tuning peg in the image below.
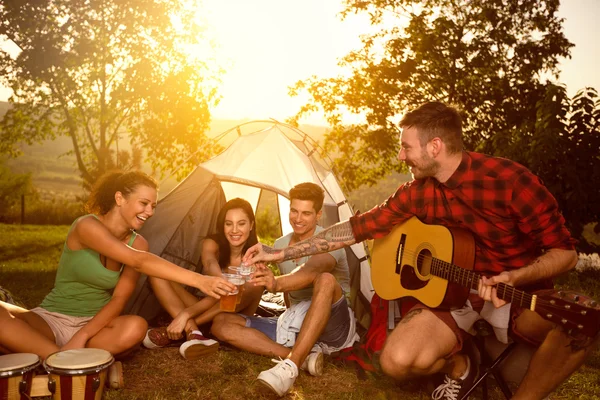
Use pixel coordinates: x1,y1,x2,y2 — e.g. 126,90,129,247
558,291,565,298
573,295,580,302
578,324,584,329
590,301,598,308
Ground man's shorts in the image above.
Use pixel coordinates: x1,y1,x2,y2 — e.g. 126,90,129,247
242,295,351,348
399,288,594,357
30,307,93,347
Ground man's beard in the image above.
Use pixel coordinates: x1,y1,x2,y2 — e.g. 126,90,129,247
408,154,439,179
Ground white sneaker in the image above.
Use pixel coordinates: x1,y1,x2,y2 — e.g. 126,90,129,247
257,358,298,397
178,330,219,360
300,350,324,376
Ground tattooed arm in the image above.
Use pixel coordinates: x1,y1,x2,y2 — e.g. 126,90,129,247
243,220,357,265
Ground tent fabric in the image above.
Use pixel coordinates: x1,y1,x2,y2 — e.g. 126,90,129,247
124,122,374,330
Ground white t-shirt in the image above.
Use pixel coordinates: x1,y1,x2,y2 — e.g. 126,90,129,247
273,226,350,306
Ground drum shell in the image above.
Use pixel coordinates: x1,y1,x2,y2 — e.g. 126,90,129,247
0,353,40,400
44,350,114,400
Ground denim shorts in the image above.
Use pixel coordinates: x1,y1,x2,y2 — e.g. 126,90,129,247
243,295,351,348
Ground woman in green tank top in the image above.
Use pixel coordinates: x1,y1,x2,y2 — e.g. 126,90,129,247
0,171,235,360
143,198,265,360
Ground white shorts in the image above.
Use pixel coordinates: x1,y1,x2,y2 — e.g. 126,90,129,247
30,307,93,347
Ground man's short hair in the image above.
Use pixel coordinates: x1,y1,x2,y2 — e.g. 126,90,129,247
399,101,463,154
289,182,325,213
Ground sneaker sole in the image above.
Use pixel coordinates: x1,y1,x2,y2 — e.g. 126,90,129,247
257,376,287,397
181,342,219,360
308,352,324,377
142,331,165,349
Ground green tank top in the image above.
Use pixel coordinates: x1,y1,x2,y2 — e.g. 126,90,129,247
40,215,137,317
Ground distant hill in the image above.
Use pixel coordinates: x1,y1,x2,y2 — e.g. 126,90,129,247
0,100,405,209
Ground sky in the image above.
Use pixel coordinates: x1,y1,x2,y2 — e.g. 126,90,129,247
0,0,598,125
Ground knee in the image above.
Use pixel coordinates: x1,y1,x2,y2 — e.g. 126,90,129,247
379,345,436,380
313,272,336,291
211,313,230,340
379,347,414,379
120,316,148,345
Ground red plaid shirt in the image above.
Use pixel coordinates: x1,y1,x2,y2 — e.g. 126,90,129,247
350,151,576,275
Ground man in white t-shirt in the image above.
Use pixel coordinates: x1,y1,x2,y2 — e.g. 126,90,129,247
211,182,358,397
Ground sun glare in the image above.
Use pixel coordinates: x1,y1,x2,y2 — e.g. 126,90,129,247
196,0,368,125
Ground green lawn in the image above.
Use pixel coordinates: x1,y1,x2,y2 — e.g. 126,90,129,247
1,223,599,400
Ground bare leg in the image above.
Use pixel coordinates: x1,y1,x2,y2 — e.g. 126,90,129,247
287,273,342,368
237,282,264,316
211,313,290,358
0,301,59,359
149,277,201,334
150,277,199,315
379,307,461,380
87,315,148,355
512,309,599,399
193,283,264,327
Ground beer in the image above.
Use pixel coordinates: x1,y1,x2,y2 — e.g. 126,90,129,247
220,290,238,312
220,273,244,312
227,267,247,305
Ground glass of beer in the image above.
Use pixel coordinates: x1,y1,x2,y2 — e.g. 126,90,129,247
220,273,244,311
227,267,245,304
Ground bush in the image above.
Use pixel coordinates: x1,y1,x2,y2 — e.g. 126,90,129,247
1,196,84,225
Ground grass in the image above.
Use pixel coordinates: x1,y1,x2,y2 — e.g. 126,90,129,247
1,223,600,399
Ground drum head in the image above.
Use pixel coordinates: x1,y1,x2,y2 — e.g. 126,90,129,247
45,349,113,370
0,353,40,374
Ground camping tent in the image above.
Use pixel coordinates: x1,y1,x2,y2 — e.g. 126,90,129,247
124,121,374,330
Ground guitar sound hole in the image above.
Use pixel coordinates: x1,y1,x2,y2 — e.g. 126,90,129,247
416,249,433,276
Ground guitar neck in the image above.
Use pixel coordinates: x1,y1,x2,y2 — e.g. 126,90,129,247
430,258,536,310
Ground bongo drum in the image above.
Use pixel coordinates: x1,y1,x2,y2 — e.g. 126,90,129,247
44,348,114,400
0,353,40,400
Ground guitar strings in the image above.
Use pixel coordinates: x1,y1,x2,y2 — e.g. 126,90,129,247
393,247,576,311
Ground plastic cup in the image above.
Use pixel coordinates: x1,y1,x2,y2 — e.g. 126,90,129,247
220,273,244,311
226,267,246,304
239,264,255,279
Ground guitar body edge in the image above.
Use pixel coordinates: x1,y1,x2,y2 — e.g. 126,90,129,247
370,217,474,309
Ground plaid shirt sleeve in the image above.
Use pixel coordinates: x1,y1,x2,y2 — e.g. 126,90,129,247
511,170,576,251
350,182,416,242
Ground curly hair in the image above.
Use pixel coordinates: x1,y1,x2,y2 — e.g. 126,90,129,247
85,170,158,215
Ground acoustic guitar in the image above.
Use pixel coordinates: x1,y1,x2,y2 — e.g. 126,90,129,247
370,216,600,338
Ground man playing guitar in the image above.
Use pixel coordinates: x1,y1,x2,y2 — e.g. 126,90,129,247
244,101,598,399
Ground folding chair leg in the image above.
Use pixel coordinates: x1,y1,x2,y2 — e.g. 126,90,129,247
461,342,516,400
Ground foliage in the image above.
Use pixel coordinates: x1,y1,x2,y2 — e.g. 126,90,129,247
289,0,573,191
500,85,600,251
1,195,83,225
255,205,280,245
0,0,223,188
0,157,32,218
0,159,83,224
2,223,600,398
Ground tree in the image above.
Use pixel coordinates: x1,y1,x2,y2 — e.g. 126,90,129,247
502,84,600,251
0,0,222,187
0,157,32,220
289,0,573,191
